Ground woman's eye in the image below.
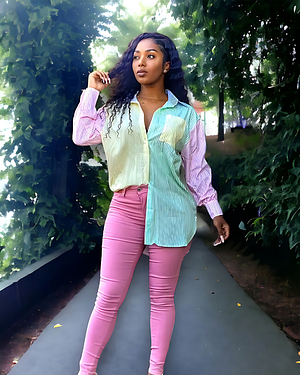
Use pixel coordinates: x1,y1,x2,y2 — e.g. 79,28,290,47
148,54,155,59
133,56,139,60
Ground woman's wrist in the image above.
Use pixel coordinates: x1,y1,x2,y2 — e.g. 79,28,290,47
87,85,101,92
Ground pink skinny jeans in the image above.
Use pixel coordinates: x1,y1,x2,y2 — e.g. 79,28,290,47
79,185,191,375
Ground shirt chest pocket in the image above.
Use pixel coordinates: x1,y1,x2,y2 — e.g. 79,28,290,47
159,115,187,149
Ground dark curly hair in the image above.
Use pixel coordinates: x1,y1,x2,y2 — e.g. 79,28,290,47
104,32,189,136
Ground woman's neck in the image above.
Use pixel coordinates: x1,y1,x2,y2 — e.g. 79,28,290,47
138,84,167,100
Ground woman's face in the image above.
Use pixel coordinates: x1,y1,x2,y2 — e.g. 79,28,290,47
132,38,170,86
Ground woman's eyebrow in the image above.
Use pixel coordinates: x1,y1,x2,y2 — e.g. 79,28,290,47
134,49,159,53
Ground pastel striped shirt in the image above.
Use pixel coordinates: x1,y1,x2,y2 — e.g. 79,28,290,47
73,87,222,247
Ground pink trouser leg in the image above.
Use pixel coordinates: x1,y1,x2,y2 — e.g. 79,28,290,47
147,242,191,375
78,188,146,375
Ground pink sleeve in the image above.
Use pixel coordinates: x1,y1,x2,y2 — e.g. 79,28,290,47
181,119,223,219
72,87,106,146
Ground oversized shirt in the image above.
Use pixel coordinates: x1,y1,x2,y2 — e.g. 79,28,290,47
73,87,223,247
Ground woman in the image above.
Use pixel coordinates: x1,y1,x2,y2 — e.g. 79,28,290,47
73,32,229,375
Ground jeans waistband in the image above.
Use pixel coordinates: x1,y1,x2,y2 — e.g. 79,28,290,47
115,184,148,197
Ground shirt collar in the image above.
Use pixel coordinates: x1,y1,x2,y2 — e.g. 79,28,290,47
131,89,179,108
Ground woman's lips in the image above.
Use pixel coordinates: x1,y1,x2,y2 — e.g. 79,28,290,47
137,70,147,77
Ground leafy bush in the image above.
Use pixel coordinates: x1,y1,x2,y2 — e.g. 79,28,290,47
170,0,300,265
0,0,111,279
209,112,300,263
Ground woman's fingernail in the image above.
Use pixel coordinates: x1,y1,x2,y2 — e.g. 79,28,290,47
221,235,224,243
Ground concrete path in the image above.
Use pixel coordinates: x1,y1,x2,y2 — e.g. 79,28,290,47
8,237,300,375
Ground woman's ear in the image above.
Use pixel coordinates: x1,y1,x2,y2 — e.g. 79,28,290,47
163,61,170,73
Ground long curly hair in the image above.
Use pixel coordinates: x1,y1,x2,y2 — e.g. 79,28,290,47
104,32,189,136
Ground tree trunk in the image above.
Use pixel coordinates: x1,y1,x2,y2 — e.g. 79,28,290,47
238,105,243,127
218,89,224,141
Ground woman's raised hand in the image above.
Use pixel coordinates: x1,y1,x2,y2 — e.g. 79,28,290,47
88,70,111,92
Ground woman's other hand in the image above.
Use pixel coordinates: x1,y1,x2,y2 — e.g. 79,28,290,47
88,70,111,92
212,215,230,246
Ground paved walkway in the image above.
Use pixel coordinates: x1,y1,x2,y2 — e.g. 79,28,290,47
8,236,300,375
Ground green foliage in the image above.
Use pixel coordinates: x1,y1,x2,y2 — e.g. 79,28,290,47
171,0,300,261
208,112,300,259
0,0,112,279
172,0,300,125
77,158,113,226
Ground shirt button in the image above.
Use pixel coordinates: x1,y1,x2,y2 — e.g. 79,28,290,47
137,187,142,192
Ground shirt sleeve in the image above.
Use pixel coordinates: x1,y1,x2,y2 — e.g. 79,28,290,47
181,118,223,219
72,87,106,146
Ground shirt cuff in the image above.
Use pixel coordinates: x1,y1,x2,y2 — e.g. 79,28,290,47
205,200,223,219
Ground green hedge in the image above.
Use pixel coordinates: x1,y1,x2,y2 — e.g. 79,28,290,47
208,112,300,263
0,0,111,279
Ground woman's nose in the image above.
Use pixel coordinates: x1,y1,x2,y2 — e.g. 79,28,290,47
138,56,146,66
